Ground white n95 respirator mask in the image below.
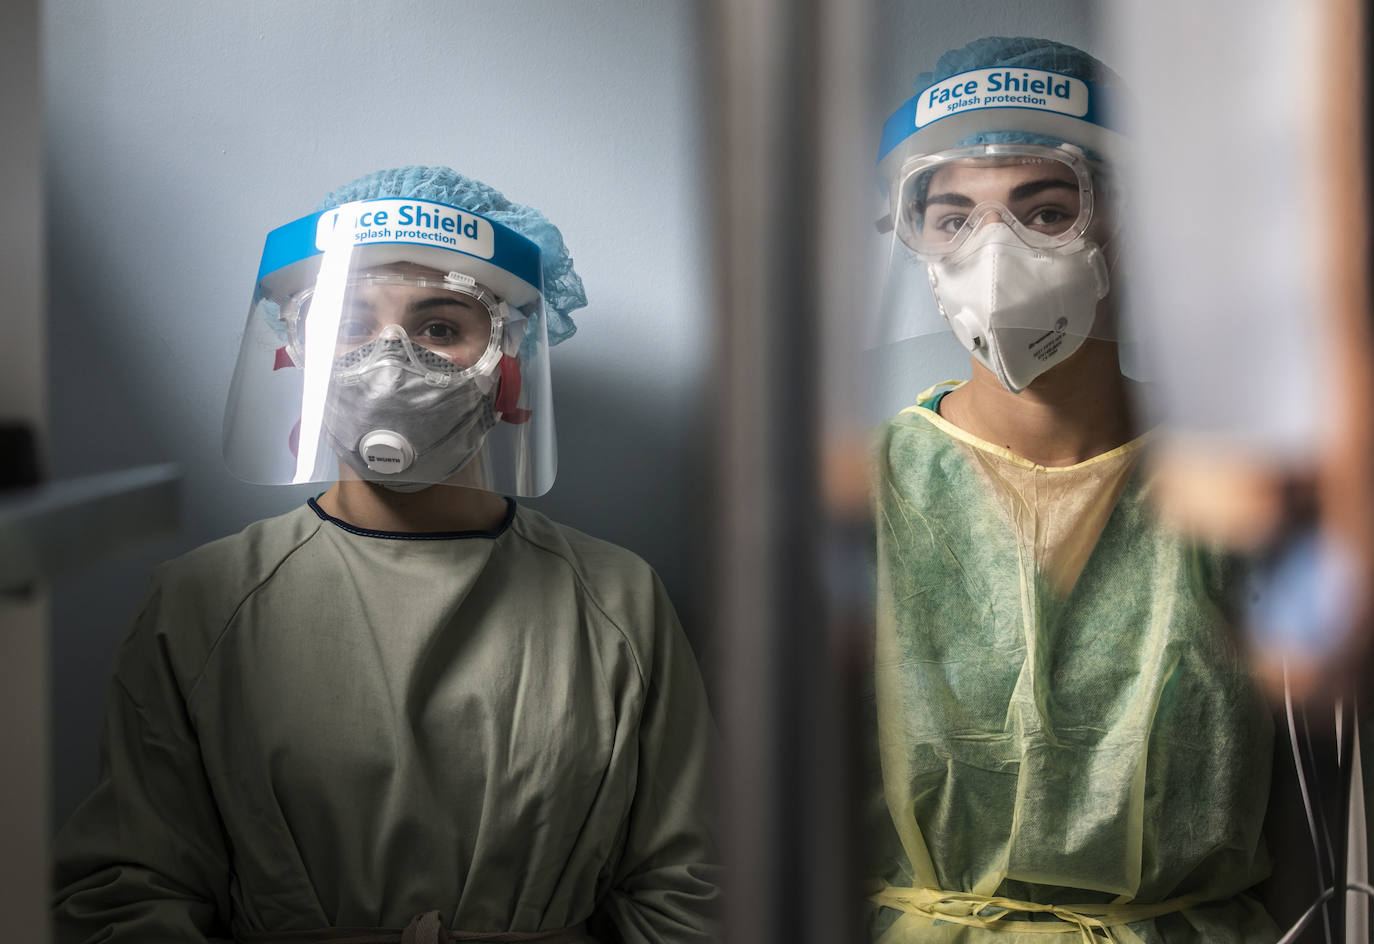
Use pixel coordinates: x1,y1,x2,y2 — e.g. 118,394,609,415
927,223,1110,395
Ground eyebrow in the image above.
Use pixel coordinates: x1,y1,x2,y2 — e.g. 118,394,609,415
922,192,975,209
922,177,1078,210
408,295,471,314
1009,178,1078,201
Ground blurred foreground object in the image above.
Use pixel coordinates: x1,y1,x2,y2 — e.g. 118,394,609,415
1115,0,1373,939
708,0,876,941
1117,0,1374,702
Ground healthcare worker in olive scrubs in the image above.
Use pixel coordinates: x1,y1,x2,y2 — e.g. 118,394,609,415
53,166,720,944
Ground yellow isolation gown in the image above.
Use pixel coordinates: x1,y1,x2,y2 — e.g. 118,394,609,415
869,383,1277,944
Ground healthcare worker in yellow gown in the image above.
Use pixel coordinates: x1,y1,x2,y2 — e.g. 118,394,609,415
866,39,1278,943
52,166,720,944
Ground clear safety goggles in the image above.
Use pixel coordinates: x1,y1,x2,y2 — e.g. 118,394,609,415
891,143,1111,260
280,270,512,381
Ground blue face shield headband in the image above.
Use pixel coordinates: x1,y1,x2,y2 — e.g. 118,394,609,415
255,198,545,313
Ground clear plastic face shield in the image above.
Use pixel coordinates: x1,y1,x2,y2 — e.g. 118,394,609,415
224,198,555,495
868,68,1131,402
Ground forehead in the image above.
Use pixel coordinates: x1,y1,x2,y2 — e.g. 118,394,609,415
925,157,1078,197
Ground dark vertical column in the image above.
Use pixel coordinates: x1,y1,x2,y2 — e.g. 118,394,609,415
705,1,873,942
0,0,49,938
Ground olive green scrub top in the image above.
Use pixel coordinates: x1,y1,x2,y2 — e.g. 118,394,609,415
53,499,719,943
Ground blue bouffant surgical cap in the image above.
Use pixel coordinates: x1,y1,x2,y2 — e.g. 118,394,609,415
914,35,1120,95
914,36,1125,152
317,166,587,346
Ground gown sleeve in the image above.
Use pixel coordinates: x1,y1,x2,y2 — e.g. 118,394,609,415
51,579,234,944
592,576,722,944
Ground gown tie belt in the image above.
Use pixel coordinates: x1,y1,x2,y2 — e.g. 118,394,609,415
870,884,1198,943
237,912,590,944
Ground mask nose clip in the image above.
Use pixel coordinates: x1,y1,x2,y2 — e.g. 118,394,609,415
362,324,452,387
951,219,1028,260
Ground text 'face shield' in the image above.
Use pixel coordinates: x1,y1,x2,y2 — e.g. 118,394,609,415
224,198,557,495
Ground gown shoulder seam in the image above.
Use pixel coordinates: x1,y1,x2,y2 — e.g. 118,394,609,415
505,519,652,689
180,519,327,705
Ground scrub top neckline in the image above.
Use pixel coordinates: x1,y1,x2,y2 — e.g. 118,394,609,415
900,379,1154,473
307,495,517,541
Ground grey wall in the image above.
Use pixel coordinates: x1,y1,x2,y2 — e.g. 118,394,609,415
45,0,711,827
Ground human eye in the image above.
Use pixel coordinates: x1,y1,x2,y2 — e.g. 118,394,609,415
927,212,968,238
1024,205,1075,234
416,320,463,344
338,313,376,343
